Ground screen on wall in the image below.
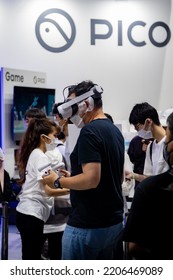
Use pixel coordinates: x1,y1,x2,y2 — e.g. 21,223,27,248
12,86,55,143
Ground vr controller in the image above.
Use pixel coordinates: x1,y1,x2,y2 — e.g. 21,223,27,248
38,162,65,176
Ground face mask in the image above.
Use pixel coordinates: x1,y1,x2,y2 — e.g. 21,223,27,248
70,115,84,128
42,135,59,151
69,100,86,128
69,98,94,128
137,129,153,139
78,101,87,115
137,119,153,139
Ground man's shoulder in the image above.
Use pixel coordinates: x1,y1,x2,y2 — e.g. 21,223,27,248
137,171,172,195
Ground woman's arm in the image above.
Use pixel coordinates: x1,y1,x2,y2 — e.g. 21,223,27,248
44,183,70,197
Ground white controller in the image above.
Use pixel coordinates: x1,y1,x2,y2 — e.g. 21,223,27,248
38,162,65,176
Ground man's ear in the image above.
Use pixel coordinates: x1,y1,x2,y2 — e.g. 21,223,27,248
86,97,94,112
145,118,153,129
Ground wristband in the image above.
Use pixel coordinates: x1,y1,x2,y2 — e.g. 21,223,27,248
54,177,62,189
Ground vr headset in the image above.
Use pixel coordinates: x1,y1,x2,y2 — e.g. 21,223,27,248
55,85,103,120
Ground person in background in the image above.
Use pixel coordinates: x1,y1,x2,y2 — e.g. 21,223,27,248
24,107,46,126
41,147,72,260
123,111,173,260
127,103,153,188
43,80,125,260
159,108,173,130
16,118,69,260
15,108,47,176
125,102,168,183
53,103,71,172
104,113,134,214
0,148,12,203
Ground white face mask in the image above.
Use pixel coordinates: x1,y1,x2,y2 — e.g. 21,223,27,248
78,101,87,115
70,115,84,128
78,98,94,114
70,98,94,128
138,129,153,139
137,119,153,139
42,135,59,151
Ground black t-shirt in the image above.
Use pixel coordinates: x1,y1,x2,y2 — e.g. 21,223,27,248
123,171,173,259
128,136,146,175
68,118,125,228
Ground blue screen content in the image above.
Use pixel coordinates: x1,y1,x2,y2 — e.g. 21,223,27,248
12,86,55,142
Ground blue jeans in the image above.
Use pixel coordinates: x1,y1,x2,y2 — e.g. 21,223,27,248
62,223,123,260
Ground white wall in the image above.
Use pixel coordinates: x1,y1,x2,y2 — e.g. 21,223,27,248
0,0,172,176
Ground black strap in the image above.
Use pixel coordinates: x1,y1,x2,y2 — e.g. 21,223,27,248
57,143,64,147
149,141,153,164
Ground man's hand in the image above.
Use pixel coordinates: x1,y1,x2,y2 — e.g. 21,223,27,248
42,170,58,188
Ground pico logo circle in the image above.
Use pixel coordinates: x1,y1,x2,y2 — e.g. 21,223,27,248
35,8,76,53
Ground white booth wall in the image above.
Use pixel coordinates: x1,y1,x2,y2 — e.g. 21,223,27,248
0,0,172,176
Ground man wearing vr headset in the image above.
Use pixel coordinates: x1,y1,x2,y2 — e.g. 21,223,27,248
43,80,125,260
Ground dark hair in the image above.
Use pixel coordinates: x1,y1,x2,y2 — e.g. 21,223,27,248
68,81,94,97
104,113,114,123
52,102,64,117
57,131,66,140
67,80,103,109
17,118,57,184
129,102,160,126
24,108,46,119
167,112,173,137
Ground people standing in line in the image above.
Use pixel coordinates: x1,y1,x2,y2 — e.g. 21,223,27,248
125,102,169,182
16,118,69,260
43,80,125,260
123,111,173,260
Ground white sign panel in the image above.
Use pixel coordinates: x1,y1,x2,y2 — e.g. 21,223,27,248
1,67,47,176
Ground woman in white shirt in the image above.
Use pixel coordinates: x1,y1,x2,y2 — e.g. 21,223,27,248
16,118,68,260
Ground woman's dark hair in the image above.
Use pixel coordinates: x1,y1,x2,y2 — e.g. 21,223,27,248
17,118,57,185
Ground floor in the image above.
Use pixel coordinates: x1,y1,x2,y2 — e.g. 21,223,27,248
0,224,22,260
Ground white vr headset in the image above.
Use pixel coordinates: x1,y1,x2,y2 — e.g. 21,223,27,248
57,85,103,120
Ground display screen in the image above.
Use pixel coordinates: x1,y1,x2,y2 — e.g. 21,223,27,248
12,86,55,143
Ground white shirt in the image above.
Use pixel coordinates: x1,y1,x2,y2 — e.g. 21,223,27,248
16,148,54,222
44,148,71,233
45,147,63,164
143,136,169,176
43,194,71,233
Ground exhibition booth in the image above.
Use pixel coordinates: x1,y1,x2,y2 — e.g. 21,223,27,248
0,0,173,261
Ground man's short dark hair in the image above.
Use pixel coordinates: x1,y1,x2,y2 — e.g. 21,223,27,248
129,102,160,126
68,80,102,109
24,108,46,119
